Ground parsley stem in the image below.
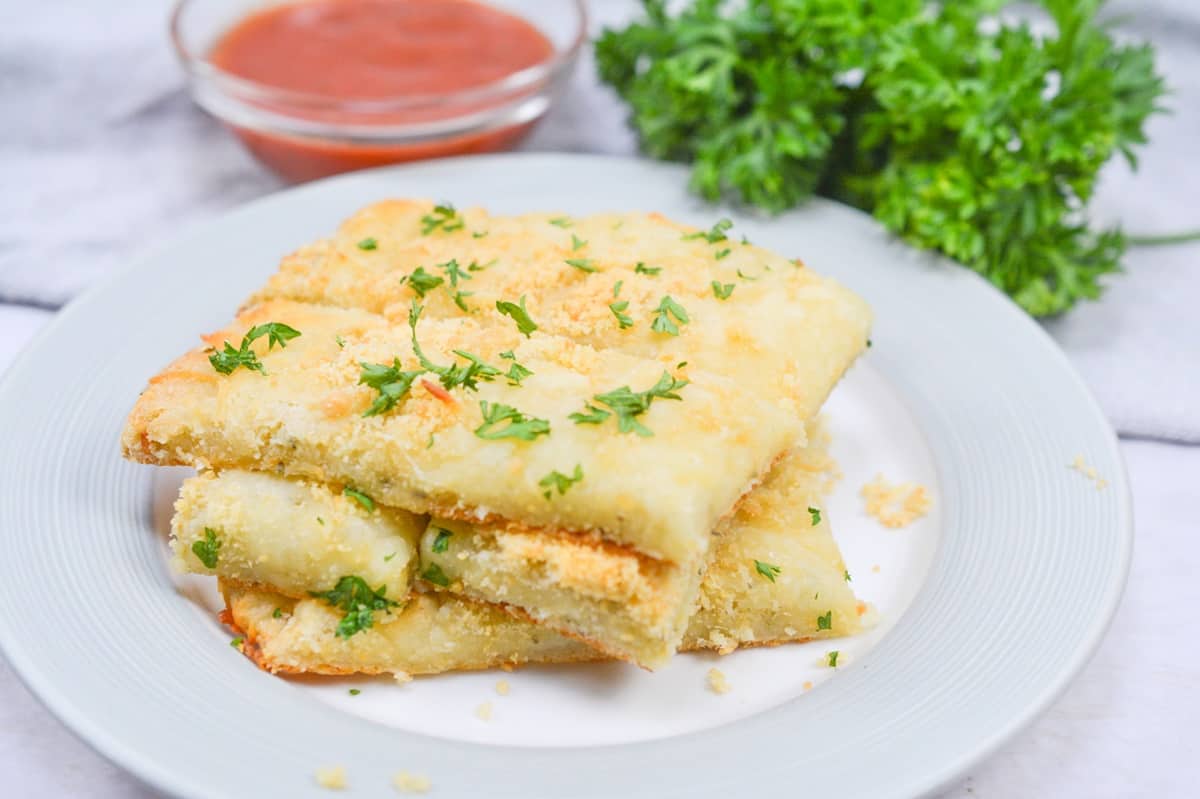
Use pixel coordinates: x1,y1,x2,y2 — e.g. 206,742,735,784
1127,229,1200,247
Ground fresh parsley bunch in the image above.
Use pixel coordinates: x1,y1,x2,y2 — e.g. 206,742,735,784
596,0,1165,315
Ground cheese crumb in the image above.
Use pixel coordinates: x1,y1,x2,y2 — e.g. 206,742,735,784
802,681,813,691
861,475,932,528
706,667,731,694
475,701,493,721
393,670,413,685
495,680,510,696
393,771,431,793
315,766,347,790
871,564,881,573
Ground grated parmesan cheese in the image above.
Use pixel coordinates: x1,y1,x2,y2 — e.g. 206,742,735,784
861,475,932,528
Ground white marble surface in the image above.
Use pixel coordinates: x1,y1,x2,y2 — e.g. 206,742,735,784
2,1,1198,796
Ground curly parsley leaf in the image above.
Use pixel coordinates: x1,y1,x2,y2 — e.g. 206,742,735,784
431,527,453,553
539,464,584,500
634,261,662,276
711,281,735,299
596,0,1165,316
565,257,597,273
356,237,378,251
405,266,445,297
310,576,399,638
496,295,538,337
475,401,551,441
343,487,376,513
754,559,781,583
650,295,689,335
358,358,424,417
420,203,465,235
208,321,300,375
817,610,832,631
420,563,451,587
808,506,821,526
575,370,687,436
683,218,733,243
192,527,221,569
609,300,634,329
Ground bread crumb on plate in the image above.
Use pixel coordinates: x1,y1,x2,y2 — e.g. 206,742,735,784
707,667,731,694
393,771,431,793
861,475,931,528
315,766,346,790
495,679,510,696
475,701,493,721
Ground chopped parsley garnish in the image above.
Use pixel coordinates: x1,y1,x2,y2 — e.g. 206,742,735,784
474,401,551,441
272,607,283,618
867,338,873,348
844,569,852,582
359,358,423,417
634,262,662,276
467,258,495,272
405,266,445,297
191,527,221,569
408,301,501,392
548,216,573,228
438,258,472,288
711,281,735,299
827,651,840,668
736,268,759,281
754,559,781,582
650,295,689,335
565,258,597,273
310,575,399,638
472,230,489,239
817,610,832,631
539,464,583,499
683,218,733,243
570,370,687,436
609,300,634,329
431,527,453,553
714,248,731,260
612,280,624,297
452,290,473,312
230,636,244,648
504,361,534,386
496,295,538,337
349,689,361,696
420,203,465,235
317,517,325,525
808,506,821,526
568,404,611,425
570,233,587,251
356,237,378,251
384,551,398,562
208,321,301,375
420,563,450,587
343,487,376,513
335,335,346,348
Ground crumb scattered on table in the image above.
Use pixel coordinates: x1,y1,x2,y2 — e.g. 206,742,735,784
475,701,493,721
495,680,510,696
393,771,431,793
392,670,413,685
707,667,731,695
861,474,932,527
315,766,346,790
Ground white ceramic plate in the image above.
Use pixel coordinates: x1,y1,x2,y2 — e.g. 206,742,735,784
0,154,1130,798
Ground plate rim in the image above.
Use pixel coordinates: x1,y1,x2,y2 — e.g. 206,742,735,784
0,152,1133,799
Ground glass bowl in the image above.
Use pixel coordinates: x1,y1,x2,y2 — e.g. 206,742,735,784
170,0,588,182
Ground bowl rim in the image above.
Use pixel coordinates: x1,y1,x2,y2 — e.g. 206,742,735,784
168,0,590,115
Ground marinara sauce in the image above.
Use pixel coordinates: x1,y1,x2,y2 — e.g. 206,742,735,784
208,0,557,181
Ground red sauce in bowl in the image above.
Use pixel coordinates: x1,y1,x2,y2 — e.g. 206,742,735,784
207,0,558,181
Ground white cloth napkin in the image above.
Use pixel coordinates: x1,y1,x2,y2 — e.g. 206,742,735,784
2,0,1197,441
